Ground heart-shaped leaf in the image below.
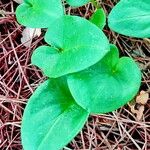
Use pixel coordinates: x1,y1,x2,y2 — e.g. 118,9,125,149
15,0,63,28
21,78,89,150
90,8,106,29
108,0,150,38
66,0,90,7
32,15,109,78
67,44,141,113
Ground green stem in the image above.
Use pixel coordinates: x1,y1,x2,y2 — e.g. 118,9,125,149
90,0,101,9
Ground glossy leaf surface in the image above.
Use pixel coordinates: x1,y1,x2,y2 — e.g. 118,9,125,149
16,0,63,28
21,79,89,150
66,0,90,7
67,45,141,113
108,0,150,38
32,15,109,78
90,8,106,29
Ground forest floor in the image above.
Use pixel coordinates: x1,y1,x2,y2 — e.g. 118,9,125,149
0,0,150,149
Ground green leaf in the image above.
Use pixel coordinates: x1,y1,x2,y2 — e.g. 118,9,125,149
15,0,63,28
66,0,90,7
89,8,106,29
108,0,150,38
32,15,109,78
67,44,141,113
21,78,89,150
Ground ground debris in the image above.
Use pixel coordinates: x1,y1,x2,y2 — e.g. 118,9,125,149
128,90,149,121
136,90,149,105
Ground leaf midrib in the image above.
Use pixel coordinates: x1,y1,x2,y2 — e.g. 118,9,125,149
37,102,74,150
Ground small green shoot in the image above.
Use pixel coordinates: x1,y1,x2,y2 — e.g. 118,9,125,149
90,8,106,29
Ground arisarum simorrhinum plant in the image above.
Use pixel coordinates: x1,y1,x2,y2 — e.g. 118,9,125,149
16,0,64,28
108,0,150,38
14,0,148,149
21,78,89,150
31,15,109,78
67,44,141,113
